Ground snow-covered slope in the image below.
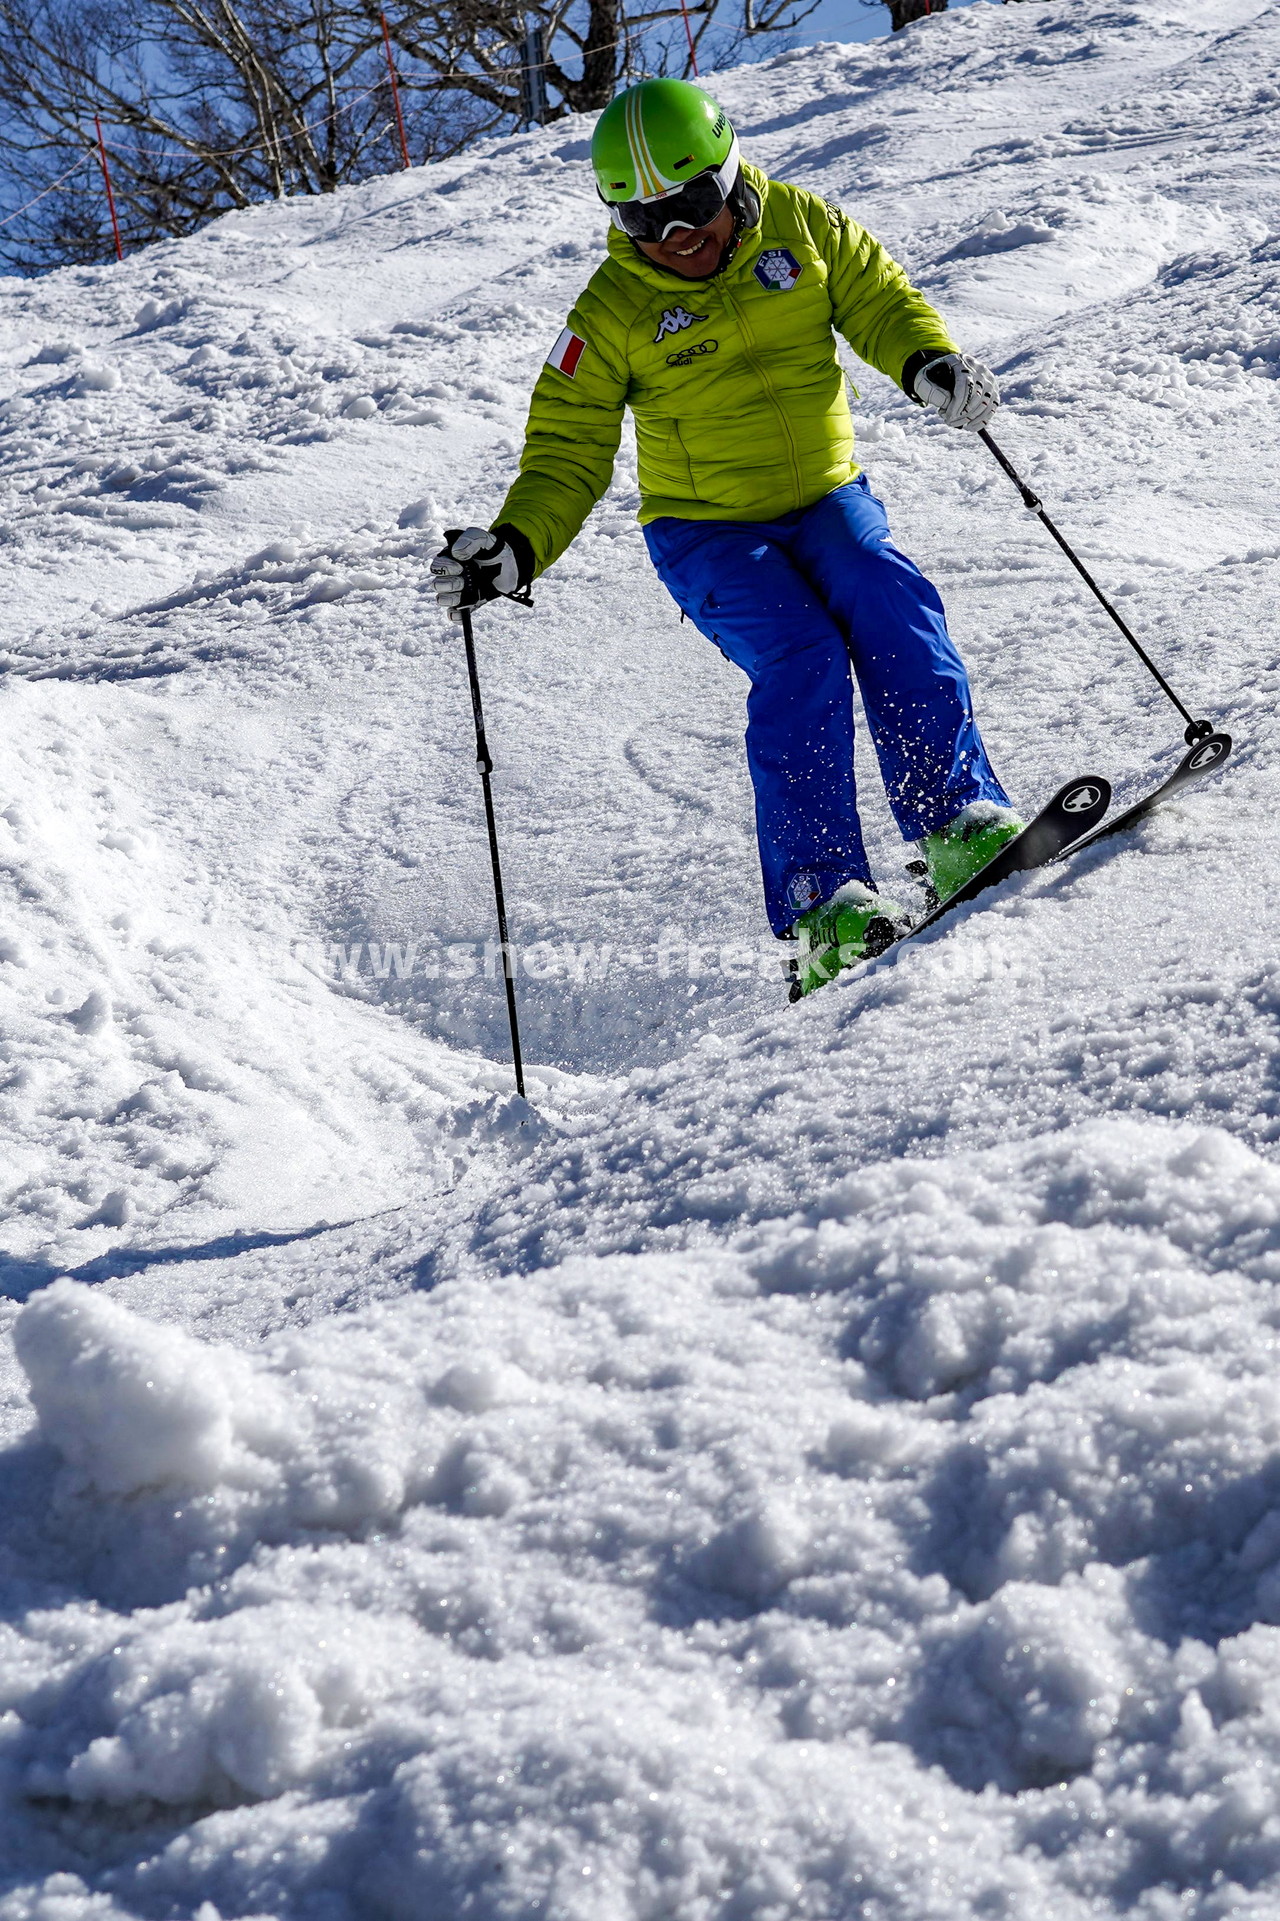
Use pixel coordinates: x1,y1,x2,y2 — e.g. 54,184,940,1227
1,1,1279,1914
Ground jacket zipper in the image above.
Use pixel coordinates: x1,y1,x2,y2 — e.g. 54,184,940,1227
723,281,805,508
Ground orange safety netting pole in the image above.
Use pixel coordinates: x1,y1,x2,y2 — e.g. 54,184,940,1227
680,0,700,74
381,12,412,170
94,116,124,261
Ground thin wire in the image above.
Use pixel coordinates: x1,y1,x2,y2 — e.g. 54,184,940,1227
102,76,388,164
96,23,638,166
0,152,93,232
517,29,632,73
4,22,647,228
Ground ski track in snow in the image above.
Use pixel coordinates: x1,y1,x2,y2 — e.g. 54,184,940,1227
1,0,1279,1914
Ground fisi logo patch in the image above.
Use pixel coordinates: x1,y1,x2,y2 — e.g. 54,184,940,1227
753,247,803,291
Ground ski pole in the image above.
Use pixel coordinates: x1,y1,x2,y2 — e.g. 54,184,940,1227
978,429,1213,746
459,606,526,1100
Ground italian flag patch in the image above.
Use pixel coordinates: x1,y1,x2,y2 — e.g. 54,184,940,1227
547,327,586,378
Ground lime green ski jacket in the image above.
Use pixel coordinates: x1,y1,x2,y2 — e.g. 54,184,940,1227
496,164,956,575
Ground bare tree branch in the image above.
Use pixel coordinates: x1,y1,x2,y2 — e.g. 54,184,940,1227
0,0,823,270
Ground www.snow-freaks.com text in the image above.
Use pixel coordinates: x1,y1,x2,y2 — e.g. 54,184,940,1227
291,937,1025,985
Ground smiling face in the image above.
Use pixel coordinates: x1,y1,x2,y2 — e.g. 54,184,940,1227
633,204,736,278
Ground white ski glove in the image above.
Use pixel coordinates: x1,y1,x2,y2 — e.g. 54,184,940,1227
909,351,1001,431
430,525,532,622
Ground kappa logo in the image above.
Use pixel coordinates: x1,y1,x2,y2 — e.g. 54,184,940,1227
667,339,719,368
753,247,803,292
654,305,707,343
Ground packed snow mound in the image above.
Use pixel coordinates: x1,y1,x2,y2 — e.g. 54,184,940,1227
1,0,1279,1914
8,1118,1280,1911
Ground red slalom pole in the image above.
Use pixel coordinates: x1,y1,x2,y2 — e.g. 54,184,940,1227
381,12,412,170
94,116,124,261
680,0,699,74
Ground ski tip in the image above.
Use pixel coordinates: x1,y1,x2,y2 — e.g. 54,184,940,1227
1056,775,1111,821
1185,731,1232,772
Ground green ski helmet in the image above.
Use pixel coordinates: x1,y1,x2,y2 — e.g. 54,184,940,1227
592,79,740,239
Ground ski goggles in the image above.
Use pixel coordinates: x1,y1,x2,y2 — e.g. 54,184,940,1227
607,140,741,243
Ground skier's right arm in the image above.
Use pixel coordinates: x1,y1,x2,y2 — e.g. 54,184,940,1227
492,314,629,577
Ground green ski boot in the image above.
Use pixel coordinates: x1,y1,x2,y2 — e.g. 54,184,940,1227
921,801,1025,905
790,880,913,1000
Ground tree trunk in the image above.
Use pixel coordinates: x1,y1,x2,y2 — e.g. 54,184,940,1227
565,0,619,112
889,0,946,29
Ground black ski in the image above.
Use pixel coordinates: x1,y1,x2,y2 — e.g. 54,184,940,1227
894,772,1112,948
787,774,1111,1000
1050,731,1231,866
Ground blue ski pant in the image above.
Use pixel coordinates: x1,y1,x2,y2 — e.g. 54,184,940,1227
643,475,1012,935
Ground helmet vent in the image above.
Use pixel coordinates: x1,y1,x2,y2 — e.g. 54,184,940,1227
674,154,695,169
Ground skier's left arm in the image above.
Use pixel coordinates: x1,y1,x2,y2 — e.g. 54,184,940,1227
816,199,1000,430
430,302,629,620
494,309,629,576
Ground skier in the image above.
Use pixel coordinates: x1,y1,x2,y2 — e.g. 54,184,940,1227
431,79,1023,996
